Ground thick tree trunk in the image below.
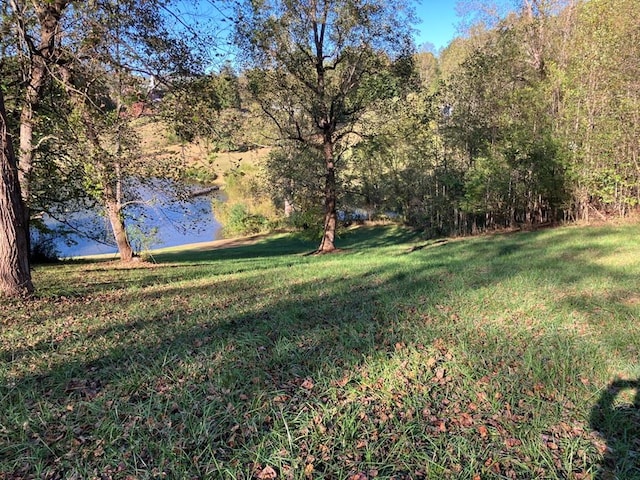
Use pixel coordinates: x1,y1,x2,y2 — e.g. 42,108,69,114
0,90,33,296
318,137,337,253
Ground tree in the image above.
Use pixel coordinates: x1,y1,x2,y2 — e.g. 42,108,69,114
2,0,209,264
0,88,33,296
8,0,69,222
237,0,416,252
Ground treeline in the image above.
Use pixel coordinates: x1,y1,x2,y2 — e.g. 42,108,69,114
291,0,638,237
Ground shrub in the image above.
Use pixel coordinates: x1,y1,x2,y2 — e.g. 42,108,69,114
214,201,271,238
30,233,60,263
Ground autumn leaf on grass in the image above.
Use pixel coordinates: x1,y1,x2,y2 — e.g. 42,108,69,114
504,437,522,448
477,425,489,438
257,466,277,479
301,378,314,390
350,473,368,480
304,463,314,478
333,375,350,387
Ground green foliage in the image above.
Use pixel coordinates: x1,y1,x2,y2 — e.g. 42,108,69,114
213,162,277,238
182,164,218,185
285,207,325,240
160,71,241,144
214,201,271,237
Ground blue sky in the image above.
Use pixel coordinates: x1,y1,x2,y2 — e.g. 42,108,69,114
414,1,460,52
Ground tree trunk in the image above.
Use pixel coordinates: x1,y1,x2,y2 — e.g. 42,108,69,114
103,171,134,262
0,89,34,297
318,137,337,253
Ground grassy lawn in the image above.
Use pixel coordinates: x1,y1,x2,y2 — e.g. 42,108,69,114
1,223,639,479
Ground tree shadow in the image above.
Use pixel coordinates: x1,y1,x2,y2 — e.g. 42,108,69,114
4,224,640,477
590,379,640,479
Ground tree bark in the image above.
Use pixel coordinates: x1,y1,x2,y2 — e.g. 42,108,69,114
104,183,134,262
318,136,337,253
0,89,34,296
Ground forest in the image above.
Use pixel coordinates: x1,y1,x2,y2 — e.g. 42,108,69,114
1,0,639,296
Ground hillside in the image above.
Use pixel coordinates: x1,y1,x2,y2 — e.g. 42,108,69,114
2,223,639,478
133,117,271,185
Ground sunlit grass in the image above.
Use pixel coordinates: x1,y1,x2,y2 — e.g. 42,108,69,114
1,223,639,478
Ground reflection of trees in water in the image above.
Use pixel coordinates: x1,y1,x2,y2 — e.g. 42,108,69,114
43,179,221,256
590,379,640,479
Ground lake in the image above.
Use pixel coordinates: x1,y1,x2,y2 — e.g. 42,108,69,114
41,180,223,258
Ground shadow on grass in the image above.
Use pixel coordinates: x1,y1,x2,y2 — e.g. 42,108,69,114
3,223,640,477
590,379,640,479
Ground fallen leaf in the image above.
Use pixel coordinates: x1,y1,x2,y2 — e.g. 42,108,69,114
301,378,314,390
334,375,350,387
505,437,521,448
477,425,489,438
350,473,368,480
304,464,314,477
257,466,277,479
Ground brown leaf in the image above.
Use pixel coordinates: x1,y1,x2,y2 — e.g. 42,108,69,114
304,464,314,478
459,412,474,427
505,437,522,448
257,466,277,479
301,378,314,390
333,375,350,387
350,473,368,480
477,425,489,438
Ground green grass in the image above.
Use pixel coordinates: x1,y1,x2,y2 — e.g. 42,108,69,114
1,223,639,479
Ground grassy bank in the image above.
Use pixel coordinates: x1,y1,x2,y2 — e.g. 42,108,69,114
1,224,639,479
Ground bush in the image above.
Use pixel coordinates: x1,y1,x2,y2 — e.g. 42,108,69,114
30,233,60,263
286,208,324,240
215,202,271,238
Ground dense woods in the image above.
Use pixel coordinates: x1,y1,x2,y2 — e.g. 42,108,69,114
338,0,640,236
0,0,638,295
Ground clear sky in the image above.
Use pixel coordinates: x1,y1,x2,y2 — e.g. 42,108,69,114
414,1,460,52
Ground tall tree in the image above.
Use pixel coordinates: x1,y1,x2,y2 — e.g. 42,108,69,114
0,88,33,296
8,0,69,219
3,0,207,264
237,0,416,252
